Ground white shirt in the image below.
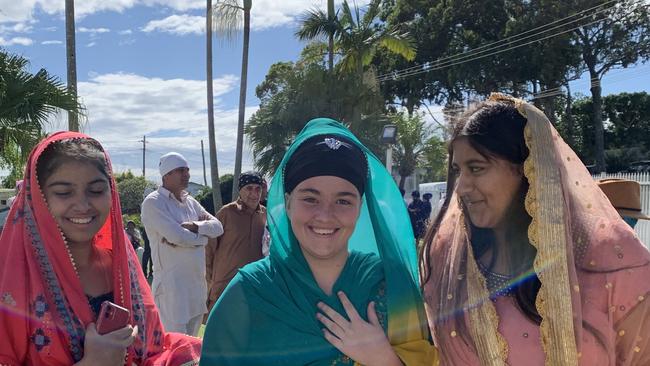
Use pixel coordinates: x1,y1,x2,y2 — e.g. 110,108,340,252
141,186,223,323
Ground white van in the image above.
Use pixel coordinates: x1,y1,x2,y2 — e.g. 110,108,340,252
419,182,447,220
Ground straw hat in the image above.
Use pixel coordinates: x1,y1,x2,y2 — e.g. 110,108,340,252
597,179,650,220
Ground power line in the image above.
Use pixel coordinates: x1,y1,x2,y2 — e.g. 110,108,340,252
377,0,642,82
532,65,650,100
379,15,612,82
377,0,620,79
378,0,634,81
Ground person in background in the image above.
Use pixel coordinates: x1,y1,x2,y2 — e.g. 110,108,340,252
141,152,223,336
408,191,426,240
260,179,268,207
6,180,23,208
141,228,152,278
125,220,142,250
0,132,201,366
260,180,272,257
422,193,433,226
205,171,266,312
597,179,650,231
125,220,144,265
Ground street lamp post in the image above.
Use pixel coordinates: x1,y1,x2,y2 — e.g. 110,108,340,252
381,124,397,175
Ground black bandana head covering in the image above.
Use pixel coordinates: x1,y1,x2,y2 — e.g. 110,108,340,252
284,134,368,196
238,171,265,190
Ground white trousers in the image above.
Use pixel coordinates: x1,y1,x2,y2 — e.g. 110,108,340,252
161,313,203,336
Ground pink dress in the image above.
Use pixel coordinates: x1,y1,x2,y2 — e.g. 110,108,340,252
421,95,650,365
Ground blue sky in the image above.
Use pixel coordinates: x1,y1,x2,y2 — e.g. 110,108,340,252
1,0,649,184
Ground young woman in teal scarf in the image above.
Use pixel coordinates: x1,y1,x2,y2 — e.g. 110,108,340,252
200,118,437,365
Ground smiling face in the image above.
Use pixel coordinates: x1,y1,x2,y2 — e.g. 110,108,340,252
285,176,361,265
451,137,524,231
239,183,262,209
42,161,112,247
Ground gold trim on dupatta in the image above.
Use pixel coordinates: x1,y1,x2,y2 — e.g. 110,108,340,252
489,93,579,365
465,213,509,365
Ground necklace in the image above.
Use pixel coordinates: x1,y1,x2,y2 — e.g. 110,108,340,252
61,227,125,304
61,232,80,275
477,260,515,298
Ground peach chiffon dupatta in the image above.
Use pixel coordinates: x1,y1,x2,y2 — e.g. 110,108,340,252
424,94,650,366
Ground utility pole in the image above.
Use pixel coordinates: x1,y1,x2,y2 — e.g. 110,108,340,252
206,0,223,212
201,139,208,186
140,135,147,177
65,0,79,131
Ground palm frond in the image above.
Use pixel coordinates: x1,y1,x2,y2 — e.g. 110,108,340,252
295,8,331,40
0,49,83,160
339,1,355,29
213,0,243,41
361,0,381,29
379,31,416,61
337,53,360,73
361,47,376,67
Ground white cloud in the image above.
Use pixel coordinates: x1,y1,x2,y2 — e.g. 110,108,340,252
249,0,372,30
141,0,376,37
0,0,371,32
60,72,256,179
142,14,204,35
0,0,203,23
119,29,133,35
119,38,136,46
0,36,33,46
78,26,110,34
86,41,97,47
0,22,33,34
41,39,62,45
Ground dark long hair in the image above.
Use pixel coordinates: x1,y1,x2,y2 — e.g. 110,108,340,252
37,138,109,187
420,100,542,326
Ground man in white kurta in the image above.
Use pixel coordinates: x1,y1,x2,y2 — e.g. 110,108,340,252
141,152,223,336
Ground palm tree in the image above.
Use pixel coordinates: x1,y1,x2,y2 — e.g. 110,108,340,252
295,0,338,73
213,0,252,202
65,0,79,131
338,0,415,73
391,112,430,190
335,0,416,125
206,0,223,212
0,50,83,184
326,0,335,72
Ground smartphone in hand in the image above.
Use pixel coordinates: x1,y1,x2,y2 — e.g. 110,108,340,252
96,301,131,335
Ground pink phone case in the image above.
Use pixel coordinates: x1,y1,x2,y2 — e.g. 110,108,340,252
96,301,131,335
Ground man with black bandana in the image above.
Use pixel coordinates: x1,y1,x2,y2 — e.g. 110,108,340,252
205,171,266,311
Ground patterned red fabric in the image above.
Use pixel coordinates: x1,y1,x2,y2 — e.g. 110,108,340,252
0,132,201,366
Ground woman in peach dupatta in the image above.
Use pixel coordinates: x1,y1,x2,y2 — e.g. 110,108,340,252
421,94,650,365
0,132,201,366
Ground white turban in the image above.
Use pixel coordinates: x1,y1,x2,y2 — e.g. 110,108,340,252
159,152,188,176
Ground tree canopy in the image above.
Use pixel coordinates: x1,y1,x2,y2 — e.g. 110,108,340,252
557,91,650,171
115,171,157,214
0,49,84,187
245,56,388,176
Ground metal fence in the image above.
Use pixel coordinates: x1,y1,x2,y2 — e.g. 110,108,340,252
593,172,650,248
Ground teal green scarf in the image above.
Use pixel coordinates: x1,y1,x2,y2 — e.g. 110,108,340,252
200,118,432,366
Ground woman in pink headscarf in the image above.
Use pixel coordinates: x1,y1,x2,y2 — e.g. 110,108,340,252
0,132,201,365
421,94,650,365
